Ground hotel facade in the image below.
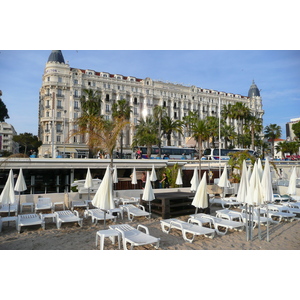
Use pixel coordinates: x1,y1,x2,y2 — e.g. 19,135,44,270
38,51,264,158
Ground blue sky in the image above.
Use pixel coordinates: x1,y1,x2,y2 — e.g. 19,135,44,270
0,50,299,138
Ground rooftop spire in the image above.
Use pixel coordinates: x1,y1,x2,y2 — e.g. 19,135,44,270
47,50,65,64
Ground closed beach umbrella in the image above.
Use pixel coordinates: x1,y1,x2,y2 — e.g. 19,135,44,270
175,169,183,186
131,167,138,185
236,160,249,203
92,165,115,210
84,168,93,200
14,168,27,211
92,165,115,228
218,164,230,188
218,164,230,197
192,172,208,214
150,164,157,182
287,166,297,196
260,157,273,241
142,171,155,217
0,169,15,216
113,165,118,184
190,167,199,192
257,158,263,181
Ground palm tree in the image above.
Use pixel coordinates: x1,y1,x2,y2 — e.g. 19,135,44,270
221,124,236,149
161,116,183,146
77,89,102,156
131,116,159,158
75,115,129,168
230,102,250,145
244,114,263,150
183,111,198,136
153,105,166,157
264,123,282,158
190,118,210,176
221,103,233,127
112,99,132,158
206,116,219,148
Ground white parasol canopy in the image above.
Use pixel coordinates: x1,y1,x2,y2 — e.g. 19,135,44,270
287,166,297,196
246,162,263,206
0,169,15,205
131,167,138,185
175,169,183,186
14,168,27,193
190,167,199,192
236,160,249,203
142,171,155,217
142,171,155,201
150,164,157,182
84,168,93,189
257,158,263,181
261,157,273,203
192,172,208,211
113,165,118,184
217,164,230,188
92,165,115,210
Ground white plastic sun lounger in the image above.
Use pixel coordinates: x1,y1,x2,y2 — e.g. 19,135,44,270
160,218,215,243
35,198,53,213
275,203,300,217
189,213,245,235
17,214,45,233
109,224,160,250
121,204,150,221
209,197,243,209
84,208,116,224
55,210,83,229
70,200,89,211
216,209,274,228
263,205,296,222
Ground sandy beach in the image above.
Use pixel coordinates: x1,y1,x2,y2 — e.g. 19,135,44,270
1,207,299,250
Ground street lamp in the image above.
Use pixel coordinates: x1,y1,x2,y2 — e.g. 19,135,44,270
63,110,67,158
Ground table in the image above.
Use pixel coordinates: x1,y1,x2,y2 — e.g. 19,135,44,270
140,192,196,219
0,216,18,231
96,229,121,250
40,213,57,228
109,208,123,220
20,203,34,213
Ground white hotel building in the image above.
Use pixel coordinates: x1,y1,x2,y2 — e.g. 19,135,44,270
38,51,264,158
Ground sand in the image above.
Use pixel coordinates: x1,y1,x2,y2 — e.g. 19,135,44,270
1,208,299,250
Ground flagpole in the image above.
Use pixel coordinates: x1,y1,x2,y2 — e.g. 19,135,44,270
218,97,221,178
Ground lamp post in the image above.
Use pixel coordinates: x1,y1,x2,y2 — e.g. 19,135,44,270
63,110,67,158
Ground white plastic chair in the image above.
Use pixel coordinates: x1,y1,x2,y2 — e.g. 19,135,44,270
121,204,150,221
160,218,215,243
55,210,83,229
17,214,45,233
189,213,245,235
35,198,53,213
110,224,160,250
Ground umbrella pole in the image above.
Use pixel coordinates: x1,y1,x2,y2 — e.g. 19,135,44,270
149,202,151,219
245,203,249,241
258,207,261,240
266,205,270,242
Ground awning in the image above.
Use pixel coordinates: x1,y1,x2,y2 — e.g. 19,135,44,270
57,147,78,153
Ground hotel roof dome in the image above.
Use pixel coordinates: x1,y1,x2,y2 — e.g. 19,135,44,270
47,50,65,64
248,80,260,97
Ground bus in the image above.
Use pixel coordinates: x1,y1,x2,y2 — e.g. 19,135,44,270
136,146,198,159
203,148,257,160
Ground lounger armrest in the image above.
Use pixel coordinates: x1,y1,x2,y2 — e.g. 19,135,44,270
169,220,183,230
137,224,149,235
73,210,80,218
137,204,146,211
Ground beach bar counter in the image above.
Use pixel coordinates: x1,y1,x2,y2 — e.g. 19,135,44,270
140,192,196,219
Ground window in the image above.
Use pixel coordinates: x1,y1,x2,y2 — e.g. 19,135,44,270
58,77,62,83
56,136,61,142
74,101,79,109
105,104,110,112
74,79,78,85
57,111,61,118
